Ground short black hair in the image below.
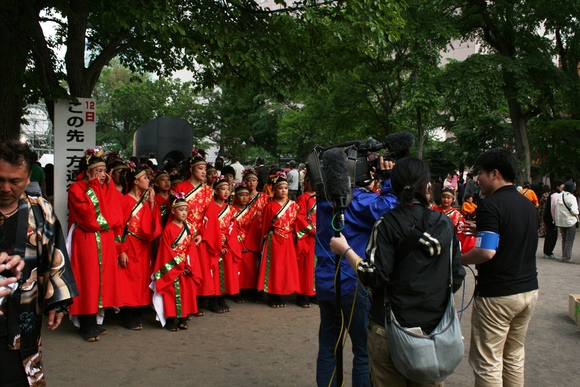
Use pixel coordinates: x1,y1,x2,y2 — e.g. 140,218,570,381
474,149,517,183
222,165,236,178
0,140,36,174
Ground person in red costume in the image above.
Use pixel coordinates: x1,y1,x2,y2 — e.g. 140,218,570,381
203,178,243,313
172,151,214,315
153,170,171,227
294,176,317,308
68,148,124,342
257,174,300,308
434,188,476,253
233,183,259,302
118,165,162,330
152,194,202,331
239,168,269,302
206,164,219,187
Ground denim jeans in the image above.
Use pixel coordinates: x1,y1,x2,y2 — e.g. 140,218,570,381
316,284,371,387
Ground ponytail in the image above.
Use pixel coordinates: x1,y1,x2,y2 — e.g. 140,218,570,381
391,157,430,208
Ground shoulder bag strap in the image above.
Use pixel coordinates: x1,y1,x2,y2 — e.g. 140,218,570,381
394,207,432,266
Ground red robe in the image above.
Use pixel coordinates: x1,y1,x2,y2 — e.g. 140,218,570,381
173,180,215,295
244,192,269,254
235,203,261,289
295,192,317,296
68,177,124,315
434,206,476,254
153,222,202,318
257,199,300,295
119,194,162,307
204,200,243,295
154,193,170,227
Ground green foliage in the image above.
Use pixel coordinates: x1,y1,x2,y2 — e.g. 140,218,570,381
95,61,208,157
190,85,282,164
529,118,580,179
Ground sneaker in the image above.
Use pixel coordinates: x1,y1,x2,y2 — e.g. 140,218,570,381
543,254,558,259
562,258,575,263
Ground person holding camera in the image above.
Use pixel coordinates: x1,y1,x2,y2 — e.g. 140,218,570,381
315,157,398,387
329,157,466,386
0,140,78,386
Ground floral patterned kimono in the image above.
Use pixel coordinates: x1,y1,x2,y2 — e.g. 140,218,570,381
4,195,78,386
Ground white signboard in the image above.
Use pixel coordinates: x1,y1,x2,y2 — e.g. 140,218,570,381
53,98,96,228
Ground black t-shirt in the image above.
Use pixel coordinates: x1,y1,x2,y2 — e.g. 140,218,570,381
475,185,539,297
0,210,18,337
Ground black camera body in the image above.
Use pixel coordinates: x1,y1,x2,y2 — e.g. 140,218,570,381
306,132,415,200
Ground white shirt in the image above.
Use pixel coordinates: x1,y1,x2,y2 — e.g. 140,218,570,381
230,161,245,183
552,191,579,228
287,169,299,190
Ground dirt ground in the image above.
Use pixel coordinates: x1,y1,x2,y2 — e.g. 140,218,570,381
41,235,580,386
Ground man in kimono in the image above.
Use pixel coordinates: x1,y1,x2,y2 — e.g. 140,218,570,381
0,140,78,386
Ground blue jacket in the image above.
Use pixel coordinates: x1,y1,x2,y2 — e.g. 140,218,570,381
314,180,398,301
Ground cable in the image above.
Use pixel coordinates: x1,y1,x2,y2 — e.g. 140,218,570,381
327,249,360,387
457,264,477,320
314,232,358,281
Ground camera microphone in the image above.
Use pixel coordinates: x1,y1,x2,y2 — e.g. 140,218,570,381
322,147,351,210
384,131,415,159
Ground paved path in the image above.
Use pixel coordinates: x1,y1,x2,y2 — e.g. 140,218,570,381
42,235,580,386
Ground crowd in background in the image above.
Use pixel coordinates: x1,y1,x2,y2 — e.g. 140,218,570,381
48,148,319,341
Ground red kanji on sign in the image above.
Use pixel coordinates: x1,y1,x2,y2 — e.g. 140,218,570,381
86,111,95,122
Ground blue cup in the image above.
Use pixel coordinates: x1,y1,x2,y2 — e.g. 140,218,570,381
476,231,500,251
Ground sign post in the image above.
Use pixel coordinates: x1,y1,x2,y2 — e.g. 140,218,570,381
53,98,96,227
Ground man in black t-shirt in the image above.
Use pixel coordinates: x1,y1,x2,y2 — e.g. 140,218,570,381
462,149,539,386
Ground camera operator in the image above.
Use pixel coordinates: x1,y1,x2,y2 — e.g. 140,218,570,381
315,157,397,387
330,157,466,386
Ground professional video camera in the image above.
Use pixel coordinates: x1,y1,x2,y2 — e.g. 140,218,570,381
306,132,414,206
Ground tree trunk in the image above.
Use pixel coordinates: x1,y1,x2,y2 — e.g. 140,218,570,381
416,106,424,159
0,4,29,141
505,81,531,184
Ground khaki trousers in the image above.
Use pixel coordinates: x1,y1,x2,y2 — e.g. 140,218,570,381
368,322,444,387
469,289,538,387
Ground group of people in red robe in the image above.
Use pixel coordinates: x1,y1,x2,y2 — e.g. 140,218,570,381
66,148,318,340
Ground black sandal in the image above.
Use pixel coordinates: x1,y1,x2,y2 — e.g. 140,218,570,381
178,318,188,330
165,318,179,332
268,294,283,308
296,295,310,308
218,297,231,312
80,327,100,342
209,298,225,313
